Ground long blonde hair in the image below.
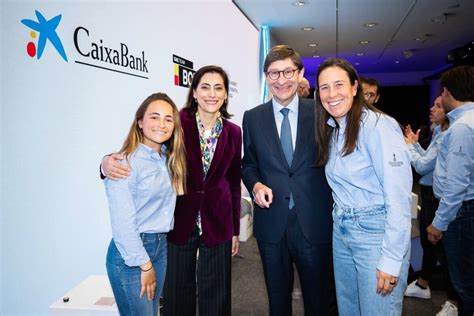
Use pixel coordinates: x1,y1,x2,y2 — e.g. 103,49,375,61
119,93,186,195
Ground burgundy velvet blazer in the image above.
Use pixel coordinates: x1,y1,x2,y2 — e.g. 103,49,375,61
167,110,242,247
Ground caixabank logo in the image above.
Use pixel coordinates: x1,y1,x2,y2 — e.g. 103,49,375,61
21,10,150,79
21,10,68,62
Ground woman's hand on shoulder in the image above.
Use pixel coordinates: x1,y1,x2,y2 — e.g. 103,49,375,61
102,153,130,180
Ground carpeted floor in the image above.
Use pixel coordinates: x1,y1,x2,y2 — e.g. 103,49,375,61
231,236,449,315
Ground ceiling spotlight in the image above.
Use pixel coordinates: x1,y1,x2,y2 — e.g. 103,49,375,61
302,27,314,31
355,62,360,65
356,52,364,56
313,55,320,58
292,1,306,6
403,50,414,59
431,14,447,24
364,23,378,28
395,60,400,64
308,43,318,47
414,37,421,41
359,40,370,44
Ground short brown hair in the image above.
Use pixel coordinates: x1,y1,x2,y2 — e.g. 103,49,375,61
263,45,303,73
440,65,474,102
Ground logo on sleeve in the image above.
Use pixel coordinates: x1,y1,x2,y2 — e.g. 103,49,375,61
389,153,404,167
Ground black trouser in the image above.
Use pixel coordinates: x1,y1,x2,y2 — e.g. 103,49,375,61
257,210,337,316
162,227,232,316
419,185,458,300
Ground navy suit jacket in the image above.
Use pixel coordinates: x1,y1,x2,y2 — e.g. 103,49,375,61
167,110,242,247
242,97,333,244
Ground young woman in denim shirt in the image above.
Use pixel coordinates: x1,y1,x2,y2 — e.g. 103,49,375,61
104,93,186,315
315,58,412,316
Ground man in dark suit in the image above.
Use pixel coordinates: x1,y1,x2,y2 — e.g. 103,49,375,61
242,45,335,315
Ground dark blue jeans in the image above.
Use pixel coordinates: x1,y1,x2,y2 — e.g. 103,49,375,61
106,233,167,316
442,200,474,316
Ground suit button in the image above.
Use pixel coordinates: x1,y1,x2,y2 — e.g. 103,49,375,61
285,197,290,200
289,173,293,177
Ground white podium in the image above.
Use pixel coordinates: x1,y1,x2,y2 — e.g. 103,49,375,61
50,275,118,316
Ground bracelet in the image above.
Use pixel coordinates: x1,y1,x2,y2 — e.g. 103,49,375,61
140,264,153,272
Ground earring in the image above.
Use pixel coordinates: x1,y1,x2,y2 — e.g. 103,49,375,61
194,97,197,103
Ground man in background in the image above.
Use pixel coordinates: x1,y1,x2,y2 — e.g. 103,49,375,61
297,77,310,98
361,77,381,107
427,65,474,316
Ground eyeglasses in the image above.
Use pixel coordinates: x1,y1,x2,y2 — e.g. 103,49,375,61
364,92,377,98
266,68,298,80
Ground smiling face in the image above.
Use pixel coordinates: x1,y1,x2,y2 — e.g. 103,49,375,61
430,96,446,125
266,57,304,106
138,100,174,151
193,72,227,116
318,66,358,123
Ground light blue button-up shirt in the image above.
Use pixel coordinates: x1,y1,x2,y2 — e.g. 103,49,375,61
432,102,474,231
104,143,176,267
325,108,412,276
272,95,299,150
408,125,444,186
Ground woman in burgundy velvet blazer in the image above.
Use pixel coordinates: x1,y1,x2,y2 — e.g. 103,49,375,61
162,65,242,316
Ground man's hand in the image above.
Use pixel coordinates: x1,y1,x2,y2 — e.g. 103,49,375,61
231,236,240,257
102,153,130,180
427,224,443,245
252,182,273,208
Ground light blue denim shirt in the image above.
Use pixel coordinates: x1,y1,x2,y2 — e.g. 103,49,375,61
104,143,176,267
408,125,444,186
325,108,412,276
432,102,474,231
272,94,299,149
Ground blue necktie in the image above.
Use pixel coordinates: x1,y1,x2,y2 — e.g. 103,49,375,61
280,108,294,209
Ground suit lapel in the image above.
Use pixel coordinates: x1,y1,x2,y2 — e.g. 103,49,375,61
182,112,205,183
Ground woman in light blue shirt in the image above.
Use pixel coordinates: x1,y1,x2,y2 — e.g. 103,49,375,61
314,58,412,316
104,93,186,315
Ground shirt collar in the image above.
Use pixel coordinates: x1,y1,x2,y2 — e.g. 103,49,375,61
326,114,348,129
447,102,474,123
272,94,299,116
138,143,167,160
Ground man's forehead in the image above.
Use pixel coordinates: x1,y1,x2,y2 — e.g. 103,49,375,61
363,83,378,91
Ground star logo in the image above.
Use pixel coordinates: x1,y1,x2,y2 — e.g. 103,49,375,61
21,10,68,62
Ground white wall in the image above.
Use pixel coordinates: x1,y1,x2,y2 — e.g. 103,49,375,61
1,1,259,314
0,1,4,313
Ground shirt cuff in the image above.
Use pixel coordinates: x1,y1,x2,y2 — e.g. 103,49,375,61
123,252,150,267
377,255,402,277
432,215,448,232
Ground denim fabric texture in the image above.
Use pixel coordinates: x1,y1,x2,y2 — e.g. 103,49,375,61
332,204,410,316
442,200,474,316
106,233,167,315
